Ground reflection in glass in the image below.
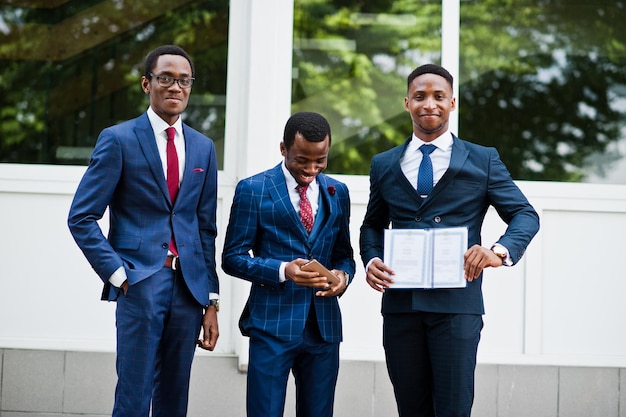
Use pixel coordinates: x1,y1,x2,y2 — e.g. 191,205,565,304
459,1,626,183
292,0,442,175
0,0,228,168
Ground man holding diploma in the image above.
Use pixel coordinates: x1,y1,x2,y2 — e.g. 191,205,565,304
359,64,539,417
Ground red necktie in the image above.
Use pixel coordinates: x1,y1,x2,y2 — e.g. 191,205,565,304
166,127,179,255
296,184,314,233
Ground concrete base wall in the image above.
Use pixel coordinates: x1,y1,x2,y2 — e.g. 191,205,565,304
1,348,625,417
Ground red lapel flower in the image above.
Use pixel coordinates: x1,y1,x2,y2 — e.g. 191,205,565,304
327,185,336,195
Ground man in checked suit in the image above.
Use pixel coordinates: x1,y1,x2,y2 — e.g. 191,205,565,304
222,112,356,417
68,45,219,417
360,64,540,417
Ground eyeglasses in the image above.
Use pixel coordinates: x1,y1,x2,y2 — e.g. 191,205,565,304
148,73,195,89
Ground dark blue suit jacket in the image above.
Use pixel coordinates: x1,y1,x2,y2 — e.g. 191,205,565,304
222,164,356,343
68,112,219,305
360,135,539,315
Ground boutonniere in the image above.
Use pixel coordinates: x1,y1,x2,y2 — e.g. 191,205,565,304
327,185,336,195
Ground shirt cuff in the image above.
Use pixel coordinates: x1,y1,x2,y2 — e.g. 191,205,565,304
108,266,127,288
366,257,382,272
279,262,287,283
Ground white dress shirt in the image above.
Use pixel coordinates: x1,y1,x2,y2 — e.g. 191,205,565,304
278,162,320,282
147,107,185,184
400,130,453,191
281,162,320,218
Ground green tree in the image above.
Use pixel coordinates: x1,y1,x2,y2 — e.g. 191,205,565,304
292,0,626,181
0,0,228,166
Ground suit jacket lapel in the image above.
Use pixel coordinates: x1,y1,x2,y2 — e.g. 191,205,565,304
134,114,171,204
420,135,469,210
176,124,197,207
390,138,424,206
309,175,333,241
266,165,308,237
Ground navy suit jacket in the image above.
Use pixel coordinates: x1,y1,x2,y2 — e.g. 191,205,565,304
360,135,539,315
68,112,219,305
222,164,355,343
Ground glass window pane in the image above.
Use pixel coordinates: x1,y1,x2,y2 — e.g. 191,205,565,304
459,1,626,183
0,0,228,168
292,0,442,175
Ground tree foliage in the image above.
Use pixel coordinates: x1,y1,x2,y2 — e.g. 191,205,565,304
292,0,626,181
1,0,625,182
0,0,228,165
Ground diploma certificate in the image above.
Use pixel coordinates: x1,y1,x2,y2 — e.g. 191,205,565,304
383,227,468,289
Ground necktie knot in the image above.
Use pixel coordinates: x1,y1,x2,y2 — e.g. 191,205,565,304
166,127,176,142
419,144,436,155
296,184,308,197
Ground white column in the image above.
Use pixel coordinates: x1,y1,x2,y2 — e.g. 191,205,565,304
223,0,295,183
222,0,295,370
441,0,460,134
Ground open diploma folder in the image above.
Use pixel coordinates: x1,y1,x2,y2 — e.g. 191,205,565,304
384,227,468,289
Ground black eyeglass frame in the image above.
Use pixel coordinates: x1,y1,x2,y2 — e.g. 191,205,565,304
148,72,195,89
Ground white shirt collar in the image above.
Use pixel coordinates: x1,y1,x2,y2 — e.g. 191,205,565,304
408,130,454,153
281,162,319,193
147,107,183,137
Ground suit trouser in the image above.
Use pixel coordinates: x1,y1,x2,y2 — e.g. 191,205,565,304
246,307,340,417
113,267,203,417
383,312,483,417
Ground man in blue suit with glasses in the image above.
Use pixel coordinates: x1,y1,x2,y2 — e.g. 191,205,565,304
68,45,219,417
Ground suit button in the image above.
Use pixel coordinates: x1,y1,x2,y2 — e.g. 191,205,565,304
434,216,441,223
415,217,421,222
162,243,168,249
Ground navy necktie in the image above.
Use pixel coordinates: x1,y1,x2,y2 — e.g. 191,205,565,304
417,144,436,197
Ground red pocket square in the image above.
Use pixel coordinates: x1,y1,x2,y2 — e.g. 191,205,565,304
193,168,204,172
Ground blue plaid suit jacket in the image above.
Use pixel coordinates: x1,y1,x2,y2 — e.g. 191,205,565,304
68,112,219,305
222,164,355,343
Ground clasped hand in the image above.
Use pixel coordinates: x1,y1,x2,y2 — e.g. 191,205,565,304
285,258,347,297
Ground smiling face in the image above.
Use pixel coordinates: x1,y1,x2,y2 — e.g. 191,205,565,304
404,72,456,142
280,133,330,187
141,54,192,125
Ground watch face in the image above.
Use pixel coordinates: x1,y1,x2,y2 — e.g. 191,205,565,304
492,246,506,258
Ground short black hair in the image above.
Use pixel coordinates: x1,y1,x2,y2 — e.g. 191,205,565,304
407,64,453,91
144,45,195,78
282,112,332,149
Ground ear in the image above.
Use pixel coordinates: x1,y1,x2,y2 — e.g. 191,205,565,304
141,76,150,95
280,141,287,157
404,96,410,112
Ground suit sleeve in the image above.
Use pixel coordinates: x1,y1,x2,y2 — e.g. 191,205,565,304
197,139,220,294
67,128,124,282
359,156,390,267
486,148,540,264
331,182,356,283
221,179,283,288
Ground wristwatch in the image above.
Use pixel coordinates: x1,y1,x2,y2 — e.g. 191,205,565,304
490,244,508,263
207,299,220,312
